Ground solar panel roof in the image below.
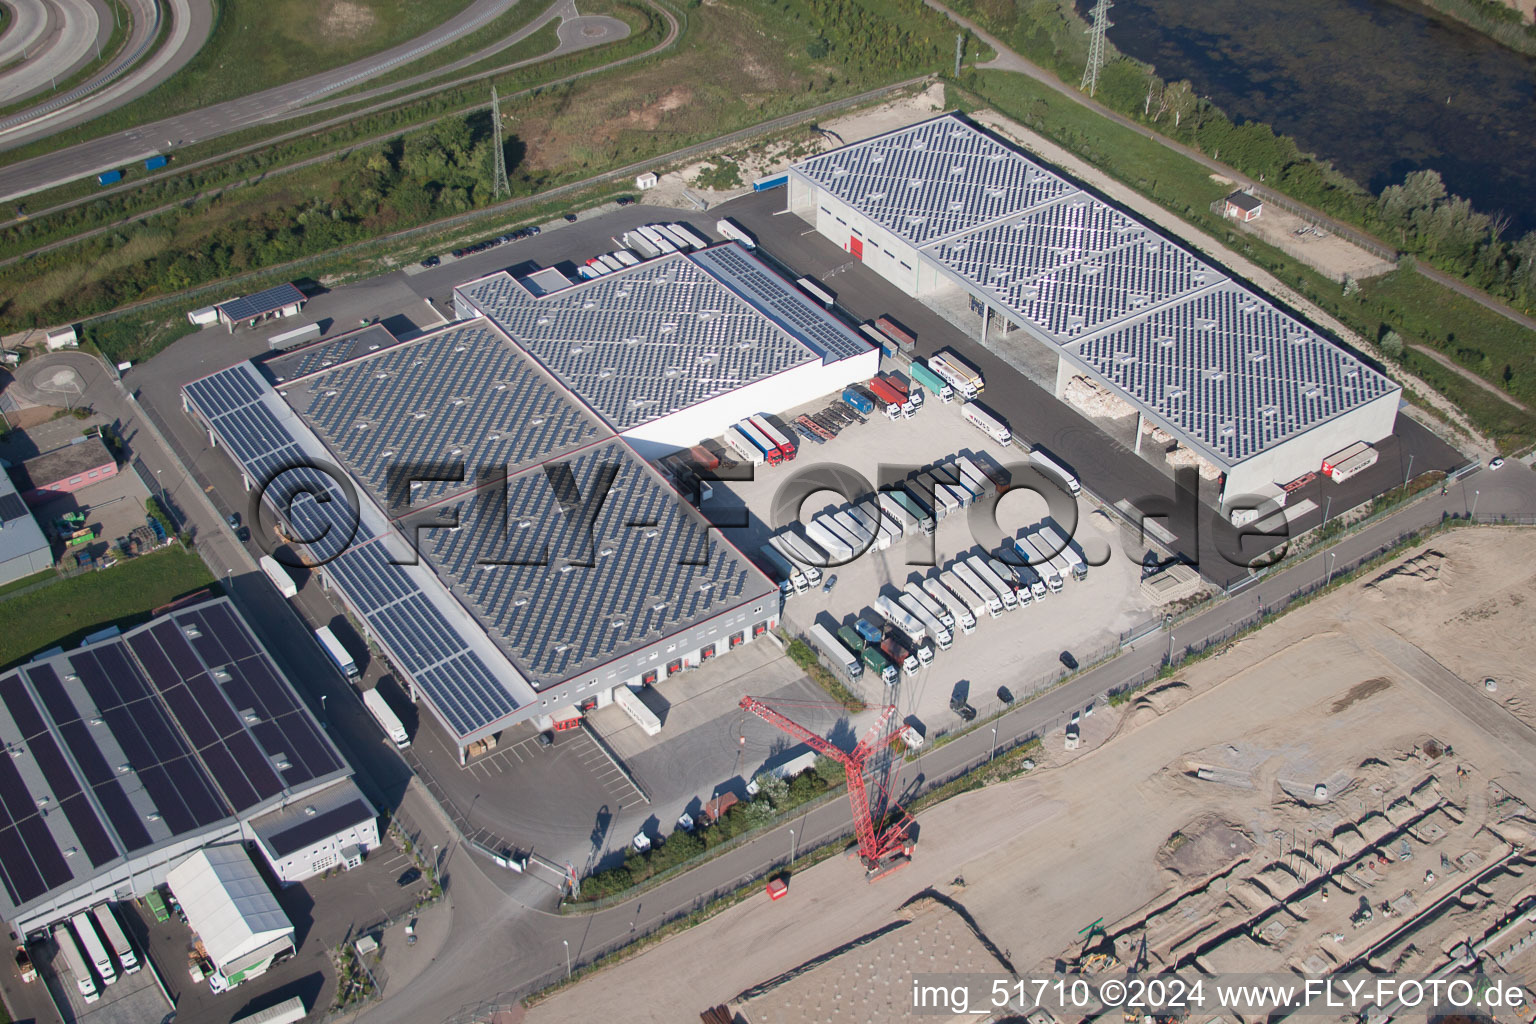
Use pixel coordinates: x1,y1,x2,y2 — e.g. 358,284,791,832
183,364,527,740
456,244,869,432
791,114,1400,468
215,283,306,323
417,439,768,687
0,598,349,921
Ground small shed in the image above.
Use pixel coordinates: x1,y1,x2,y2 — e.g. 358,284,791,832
11,435,118,505
187,306,220,327
1223,190,1263,222
215,283,306,333
636,172,658,190
44,326,78,350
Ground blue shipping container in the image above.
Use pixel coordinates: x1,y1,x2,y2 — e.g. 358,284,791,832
144,155,168,170
97,170,122,186
752,173,788,191
842,388,873,415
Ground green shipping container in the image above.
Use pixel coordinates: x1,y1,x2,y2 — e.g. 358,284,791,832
910,361,949,398
836,625,865,655
861,646,892,679
146,889,169,922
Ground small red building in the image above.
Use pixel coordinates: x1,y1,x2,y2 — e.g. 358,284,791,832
1223,190,1264,222
10,436,118,506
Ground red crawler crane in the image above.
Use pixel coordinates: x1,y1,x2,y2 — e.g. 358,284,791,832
738,696,915,878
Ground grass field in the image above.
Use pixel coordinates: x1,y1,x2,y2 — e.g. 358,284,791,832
0,547,215,669
0,0,480,168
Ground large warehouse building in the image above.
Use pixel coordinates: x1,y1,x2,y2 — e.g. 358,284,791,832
183,243,876,764
0,598,376,936
786,113,1401,500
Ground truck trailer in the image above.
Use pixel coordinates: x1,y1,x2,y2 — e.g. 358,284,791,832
91,905,140,975
1028,446,1081,495
716,218,756,249
941,568,991,622
899,593,952,650
53,924,99,1003
928,351,984,399
909,361,954,403
961,402,1012,445
875,593,927,645
923,576,976,634
1036,522,1088,580
724,425,765,465
363,689,410,748
315,626,359,680
966,555,1019,611
260,555,298,598
809,624,862,679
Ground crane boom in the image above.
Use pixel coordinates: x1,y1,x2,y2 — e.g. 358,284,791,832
739,696,914,874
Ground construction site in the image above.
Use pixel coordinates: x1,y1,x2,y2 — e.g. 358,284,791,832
527,527,1536,1024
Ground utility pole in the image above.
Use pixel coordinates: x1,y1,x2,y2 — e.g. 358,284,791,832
490,86,510,201
954,34,964,78
1080,0,1113,97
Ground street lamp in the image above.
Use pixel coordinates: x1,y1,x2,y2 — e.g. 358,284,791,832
563,939,571,979
789,828,796,865
1323,495,1332,525
990,724,997,763
1471,489,1481,519
1403,453,1415,490
1325,551,1337,587
320,695,327,730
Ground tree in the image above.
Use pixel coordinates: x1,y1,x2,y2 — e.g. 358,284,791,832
1164,80,1196,127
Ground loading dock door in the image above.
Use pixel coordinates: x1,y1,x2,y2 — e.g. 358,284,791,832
849,236,864,260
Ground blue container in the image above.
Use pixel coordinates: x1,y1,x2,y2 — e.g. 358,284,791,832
752,173,788,191
841,387,873,415
97,170,122,186
144,155,169,170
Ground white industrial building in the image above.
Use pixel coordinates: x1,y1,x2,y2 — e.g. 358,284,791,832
249,778,377,884
167,845,295,989
787,114,1401,500
183,243,877,763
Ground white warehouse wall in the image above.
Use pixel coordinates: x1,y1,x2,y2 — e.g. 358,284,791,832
797,181,923,296
621,349,880,460
1223,389,1401,499
256,817,381,884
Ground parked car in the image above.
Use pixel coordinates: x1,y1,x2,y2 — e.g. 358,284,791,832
821,573,838,593
616,196,635,206
1489,457,1506,470
1060,651,1079,671
397,868,422,887
226,513,240,529
419,255,441,268
527,225,541,236
997,686,1014,705
537,731,554,748
563,213,579,222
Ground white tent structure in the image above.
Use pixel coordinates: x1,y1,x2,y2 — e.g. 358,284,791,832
167,845,294,985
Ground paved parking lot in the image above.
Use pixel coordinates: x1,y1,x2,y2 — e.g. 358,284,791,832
30,931,171,1024
701,388,1164,735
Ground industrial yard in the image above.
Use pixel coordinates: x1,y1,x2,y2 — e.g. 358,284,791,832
527,527,1536,1023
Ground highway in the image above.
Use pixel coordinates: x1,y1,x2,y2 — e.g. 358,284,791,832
0,0,104,106
0,0,521,199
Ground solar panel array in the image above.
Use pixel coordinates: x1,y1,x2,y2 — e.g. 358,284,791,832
692,245,870,363
0,599,346,915
0,491,27,522
215,282,306,323
792,114,1400,466
939,195,1216,338
264,324,404,382
1073,282,1398,461
421,440,761,686
184,365,525,740
280,321,603,509
793,116,1077,246
457,252,822,431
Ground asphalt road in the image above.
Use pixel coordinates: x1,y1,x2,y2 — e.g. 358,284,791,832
0,0,103,105
0,0,518,198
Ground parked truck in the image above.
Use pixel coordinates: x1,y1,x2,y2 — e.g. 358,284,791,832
71,912,116,986
887,488,934,535
749,414,797,462
363,689,410,748
837,624,866,658
903,580,953,629
861,645,896,685
1012,536,1063,593
260,555,298,598
909,361,954,403
844,505,887,551
865,377,907,419
875,315,916,354
53,924,99,1004
315,626,359,680
929,350,984,398
830,510,873,552
923,576,976,635
961,402,1011,445
724,425,765,465
716,218,756,249
759,544,808,593
841,387,874,416
966,555,1019,611
941,568,991,622
1321,441,1378,483
880,635,921,677
954,456,995,500
809,624,862,679
1026,528,1077,587
805,519,854,562
854,617,883,646
875,593,927,645
898,593,952,650
772,533,823,582
952,560,1003,618
1028,446,1081,495
1036,521,1088,581
91,905,139,975
737,419,785,465
877,492,916,538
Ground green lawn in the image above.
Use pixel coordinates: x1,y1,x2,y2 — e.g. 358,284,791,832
0,547,215,669
0,0,480,168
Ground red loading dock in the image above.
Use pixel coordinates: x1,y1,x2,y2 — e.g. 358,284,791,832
10,436,118,506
